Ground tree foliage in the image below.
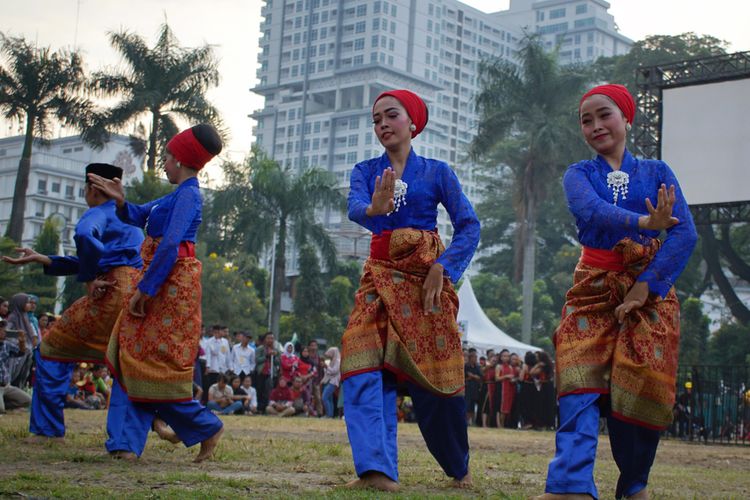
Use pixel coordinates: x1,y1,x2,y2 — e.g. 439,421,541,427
471,35,589,342
204,148,345,335
91,23,223,172
0,34,97,242
199,245,267,335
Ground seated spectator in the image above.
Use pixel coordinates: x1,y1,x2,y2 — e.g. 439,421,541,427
65,368,94,410
266,377,296,417
4,294,35,387
0,319,31,413
91,364,111,406
239,376,258,415
290,376,312,416
207,374,243,415
228,376,248,415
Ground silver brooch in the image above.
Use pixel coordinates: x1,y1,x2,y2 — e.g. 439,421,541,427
388,178,408,216
606,170,629,205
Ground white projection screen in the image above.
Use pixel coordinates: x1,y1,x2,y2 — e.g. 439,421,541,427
661,78,750,205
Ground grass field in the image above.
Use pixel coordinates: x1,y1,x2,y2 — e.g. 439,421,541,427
0,410,748,499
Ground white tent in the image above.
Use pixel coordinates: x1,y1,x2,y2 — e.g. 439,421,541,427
457,278,541,355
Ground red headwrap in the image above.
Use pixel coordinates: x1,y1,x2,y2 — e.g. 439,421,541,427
579,84,635,124
166,128,215,170
373,89,429,138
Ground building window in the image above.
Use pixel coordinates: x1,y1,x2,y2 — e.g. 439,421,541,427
353,55,364,65
51,182,61,193
35,201,44,217
37,179,47,193
354,38,365,50
374,1,381,14
346,151,358,163
550,8,566,19
357,4,367,16
348,135,358,147
78,187,85,198
576,4,588,15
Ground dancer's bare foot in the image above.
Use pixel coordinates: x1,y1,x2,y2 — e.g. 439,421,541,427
531,494,594,500
452,470,473,488
23,435,64,444
193,426,224,463
110,450,137,461
626,488,648,500
153,418,181,444
344,472,399,492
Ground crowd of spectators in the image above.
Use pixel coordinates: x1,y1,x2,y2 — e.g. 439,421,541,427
197,326,342,419
464,347,557,430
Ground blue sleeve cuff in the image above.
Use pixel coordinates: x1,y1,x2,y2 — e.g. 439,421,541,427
637,273,672,299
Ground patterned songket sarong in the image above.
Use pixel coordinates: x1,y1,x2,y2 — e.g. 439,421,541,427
40,266,140,363
341,228,464,396
106,237,202,402
555,238,680,429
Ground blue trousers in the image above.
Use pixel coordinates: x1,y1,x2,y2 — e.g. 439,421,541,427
322,382,337,417
343,371,469,482
29,349,73,437
206,400,243,415
545,393,660,499
106,381,223,456
30,350,136,454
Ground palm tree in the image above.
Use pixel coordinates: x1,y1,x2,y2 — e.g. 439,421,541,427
0,34,95,242
206,148,346,335
470,36,589,343
91,23,222,172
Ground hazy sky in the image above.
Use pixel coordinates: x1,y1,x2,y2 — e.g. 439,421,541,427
2,0,748,183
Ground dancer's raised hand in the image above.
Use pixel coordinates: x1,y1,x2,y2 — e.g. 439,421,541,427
87,174,125,208
367,168,396,216
639,184,678,231
1,247,51,266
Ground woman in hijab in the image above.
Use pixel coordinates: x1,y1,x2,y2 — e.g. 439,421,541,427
4,293,35,386
280,341,299,382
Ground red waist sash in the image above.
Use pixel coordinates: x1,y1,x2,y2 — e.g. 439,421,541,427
581,246,625,272
177,241,195,259
370,230,393,260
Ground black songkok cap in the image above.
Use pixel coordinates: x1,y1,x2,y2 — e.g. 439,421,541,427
85,163,123,182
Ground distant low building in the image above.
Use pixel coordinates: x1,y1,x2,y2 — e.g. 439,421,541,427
0,134,144,252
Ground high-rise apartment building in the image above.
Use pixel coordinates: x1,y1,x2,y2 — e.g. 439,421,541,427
251,0,631,274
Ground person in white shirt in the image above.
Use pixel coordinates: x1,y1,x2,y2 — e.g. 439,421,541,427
231,332,256,383
204,325,230,399
238,376,258,414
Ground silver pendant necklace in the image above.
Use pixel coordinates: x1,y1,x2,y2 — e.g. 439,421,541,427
388,178,408,216
606,170,629,205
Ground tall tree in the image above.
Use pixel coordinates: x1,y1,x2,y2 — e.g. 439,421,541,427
470,36,589,343
679,297,710,366
207,148,345,335
91,23,222,172
0,34,95,242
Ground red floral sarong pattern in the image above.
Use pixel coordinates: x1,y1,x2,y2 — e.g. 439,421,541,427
555,238,681,429
40,266,139,363
341,229,464,396
106,237,201,402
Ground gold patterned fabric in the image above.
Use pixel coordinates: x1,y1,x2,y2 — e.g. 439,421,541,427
40,266,139,363
106,237,201,402
555,238,681,429
341,228,464,396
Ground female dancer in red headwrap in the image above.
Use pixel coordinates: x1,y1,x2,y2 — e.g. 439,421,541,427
341,89,480,491
89,124,225,462
535,85,697,500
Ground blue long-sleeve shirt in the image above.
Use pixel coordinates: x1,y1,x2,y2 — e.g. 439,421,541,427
563,149,698,298
117,177,202,297
348,149,480,283
44,200,144,282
